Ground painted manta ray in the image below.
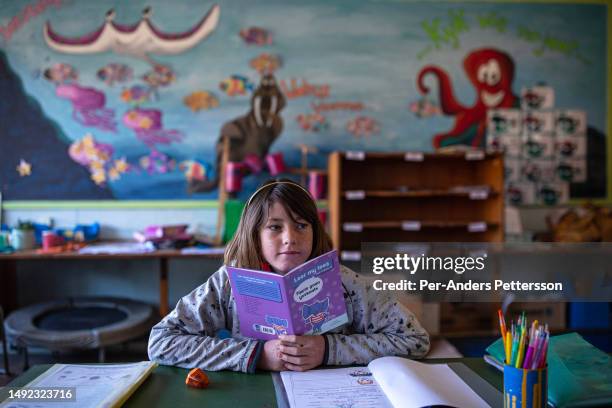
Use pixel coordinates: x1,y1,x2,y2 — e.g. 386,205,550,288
43,4,220,65
302,298,329,334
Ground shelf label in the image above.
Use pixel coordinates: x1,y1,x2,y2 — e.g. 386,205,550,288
345,190,366,200
401,221,422,231
341,251,361,261
469,190,489,200
404,152,424,162
465,150,485,161
346,151,365,161
467,222,488,232
343,222,363,232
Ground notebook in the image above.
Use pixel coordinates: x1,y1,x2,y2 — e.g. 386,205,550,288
275,357,499,408
0,361,157,408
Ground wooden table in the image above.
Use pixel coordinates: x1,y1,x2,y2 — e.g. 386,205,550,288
0,247,224,317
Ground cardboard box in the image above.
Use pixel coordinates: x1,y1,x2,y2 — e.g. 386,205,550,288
522,110,555,133
555,158,587,183
507,302,566,331
521,86,555,110
504,158,522,182
487,134,522,157
522,132,555,159
556,134,587,158
555,110,587,136
487,109,522,136
440,303,498,335
506,182,536,205
521,159,555,183
536,182,569,205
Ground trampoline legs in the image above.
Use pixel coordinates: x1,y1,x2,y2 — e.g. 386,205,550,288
98,347,106,363
17,346,29,371
1,306,10,376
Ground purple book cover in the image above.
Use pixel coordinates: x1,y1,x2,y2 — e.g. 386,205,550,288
227,250,349,341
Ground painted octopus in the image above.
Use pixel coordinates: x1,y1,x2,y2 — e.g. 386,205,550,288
123,108,183,147
417,48,518,148
55,84,117,132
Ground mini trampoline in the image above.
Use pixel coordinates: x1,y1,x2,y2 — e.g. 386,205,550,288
4,297,154,363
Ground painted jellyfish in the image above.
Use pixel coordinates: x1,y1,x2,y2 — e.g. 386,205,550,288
56,84,117,132
123,108,184,147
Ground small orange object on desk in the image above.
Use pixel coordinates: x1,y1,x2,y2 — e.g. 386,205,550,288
186,368,209,389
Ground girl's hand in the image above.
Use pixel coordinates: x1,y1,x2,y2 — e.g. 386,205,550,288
278,334,325,372
258,339,285,371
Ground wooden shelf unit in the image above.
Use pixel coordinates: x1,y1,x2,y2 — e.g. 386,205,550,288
328,151,504,254
327,151,505,336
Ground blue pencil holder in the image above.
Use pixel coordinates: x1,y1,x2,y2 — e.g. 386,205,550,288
503,364,547,408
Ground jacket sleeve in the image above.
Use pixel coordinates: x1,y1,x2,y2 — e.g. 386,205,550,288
324,269,430,366
147,267,263,373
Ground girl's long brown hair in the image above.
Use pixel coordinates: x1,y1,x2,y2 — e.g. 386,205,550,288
224,179,332,269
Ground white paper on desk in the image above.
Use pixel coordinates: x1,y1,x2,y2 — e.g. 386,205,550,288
78,242,155,254
369,357,490,408
0,362,156,408
280,367,393,408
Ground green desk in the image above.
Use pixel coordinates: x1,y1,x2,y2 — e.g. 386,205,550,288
1,358,503,407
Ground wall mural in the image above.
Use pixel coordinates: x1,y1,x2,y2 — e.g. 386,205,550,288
0,0,607,201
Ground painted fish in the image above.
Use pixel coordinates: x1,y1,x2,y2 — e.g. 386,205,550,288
346,115,380,138
123,108,184,147
183,91,219,112
249,53,281,74
179,160,210,182
219,75,254,97
142,65,176,88
239,26,272,46
139,150,176,174
121,85,152,105
409,98,441,118
68,133,114,167
43,63,78,84
97,63,133,86
68,133,117,186
296,113,329,132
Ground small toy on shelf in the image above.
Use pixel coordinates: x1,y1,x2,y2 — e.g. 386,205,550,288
133,224,194,249
10,220,37,251
265,152,286,176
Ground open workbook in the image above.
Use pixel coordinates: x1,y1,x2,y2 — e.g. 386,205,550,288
227,250,348,341
0,361,156,408
279,357,492,408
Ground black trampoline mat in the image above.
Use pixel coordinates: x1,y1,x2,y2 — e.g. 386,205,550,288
33,306,128,331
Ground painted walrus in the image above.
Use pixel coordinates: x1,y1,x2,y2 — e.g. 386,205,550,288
190,73,286,192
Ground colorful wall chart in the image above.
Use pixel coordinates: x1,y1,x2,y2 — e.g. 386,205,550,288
0,0,608,201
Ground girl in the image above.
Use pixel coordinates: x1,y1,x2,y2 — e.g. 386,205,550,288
148,179,429,373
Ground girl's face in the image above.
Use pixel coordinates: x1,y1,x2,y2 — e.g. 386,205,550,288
259,201,313,274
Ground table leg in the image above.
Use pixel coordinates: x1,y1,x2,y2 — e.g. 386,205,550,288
0,260,17,313
159,258,169,317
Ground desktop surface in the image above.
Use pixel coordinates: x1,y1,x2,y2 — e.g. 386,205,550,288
1,358,502,407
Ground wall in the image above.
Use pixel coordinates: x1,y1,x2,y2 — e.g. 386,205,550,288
2,0,611,309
